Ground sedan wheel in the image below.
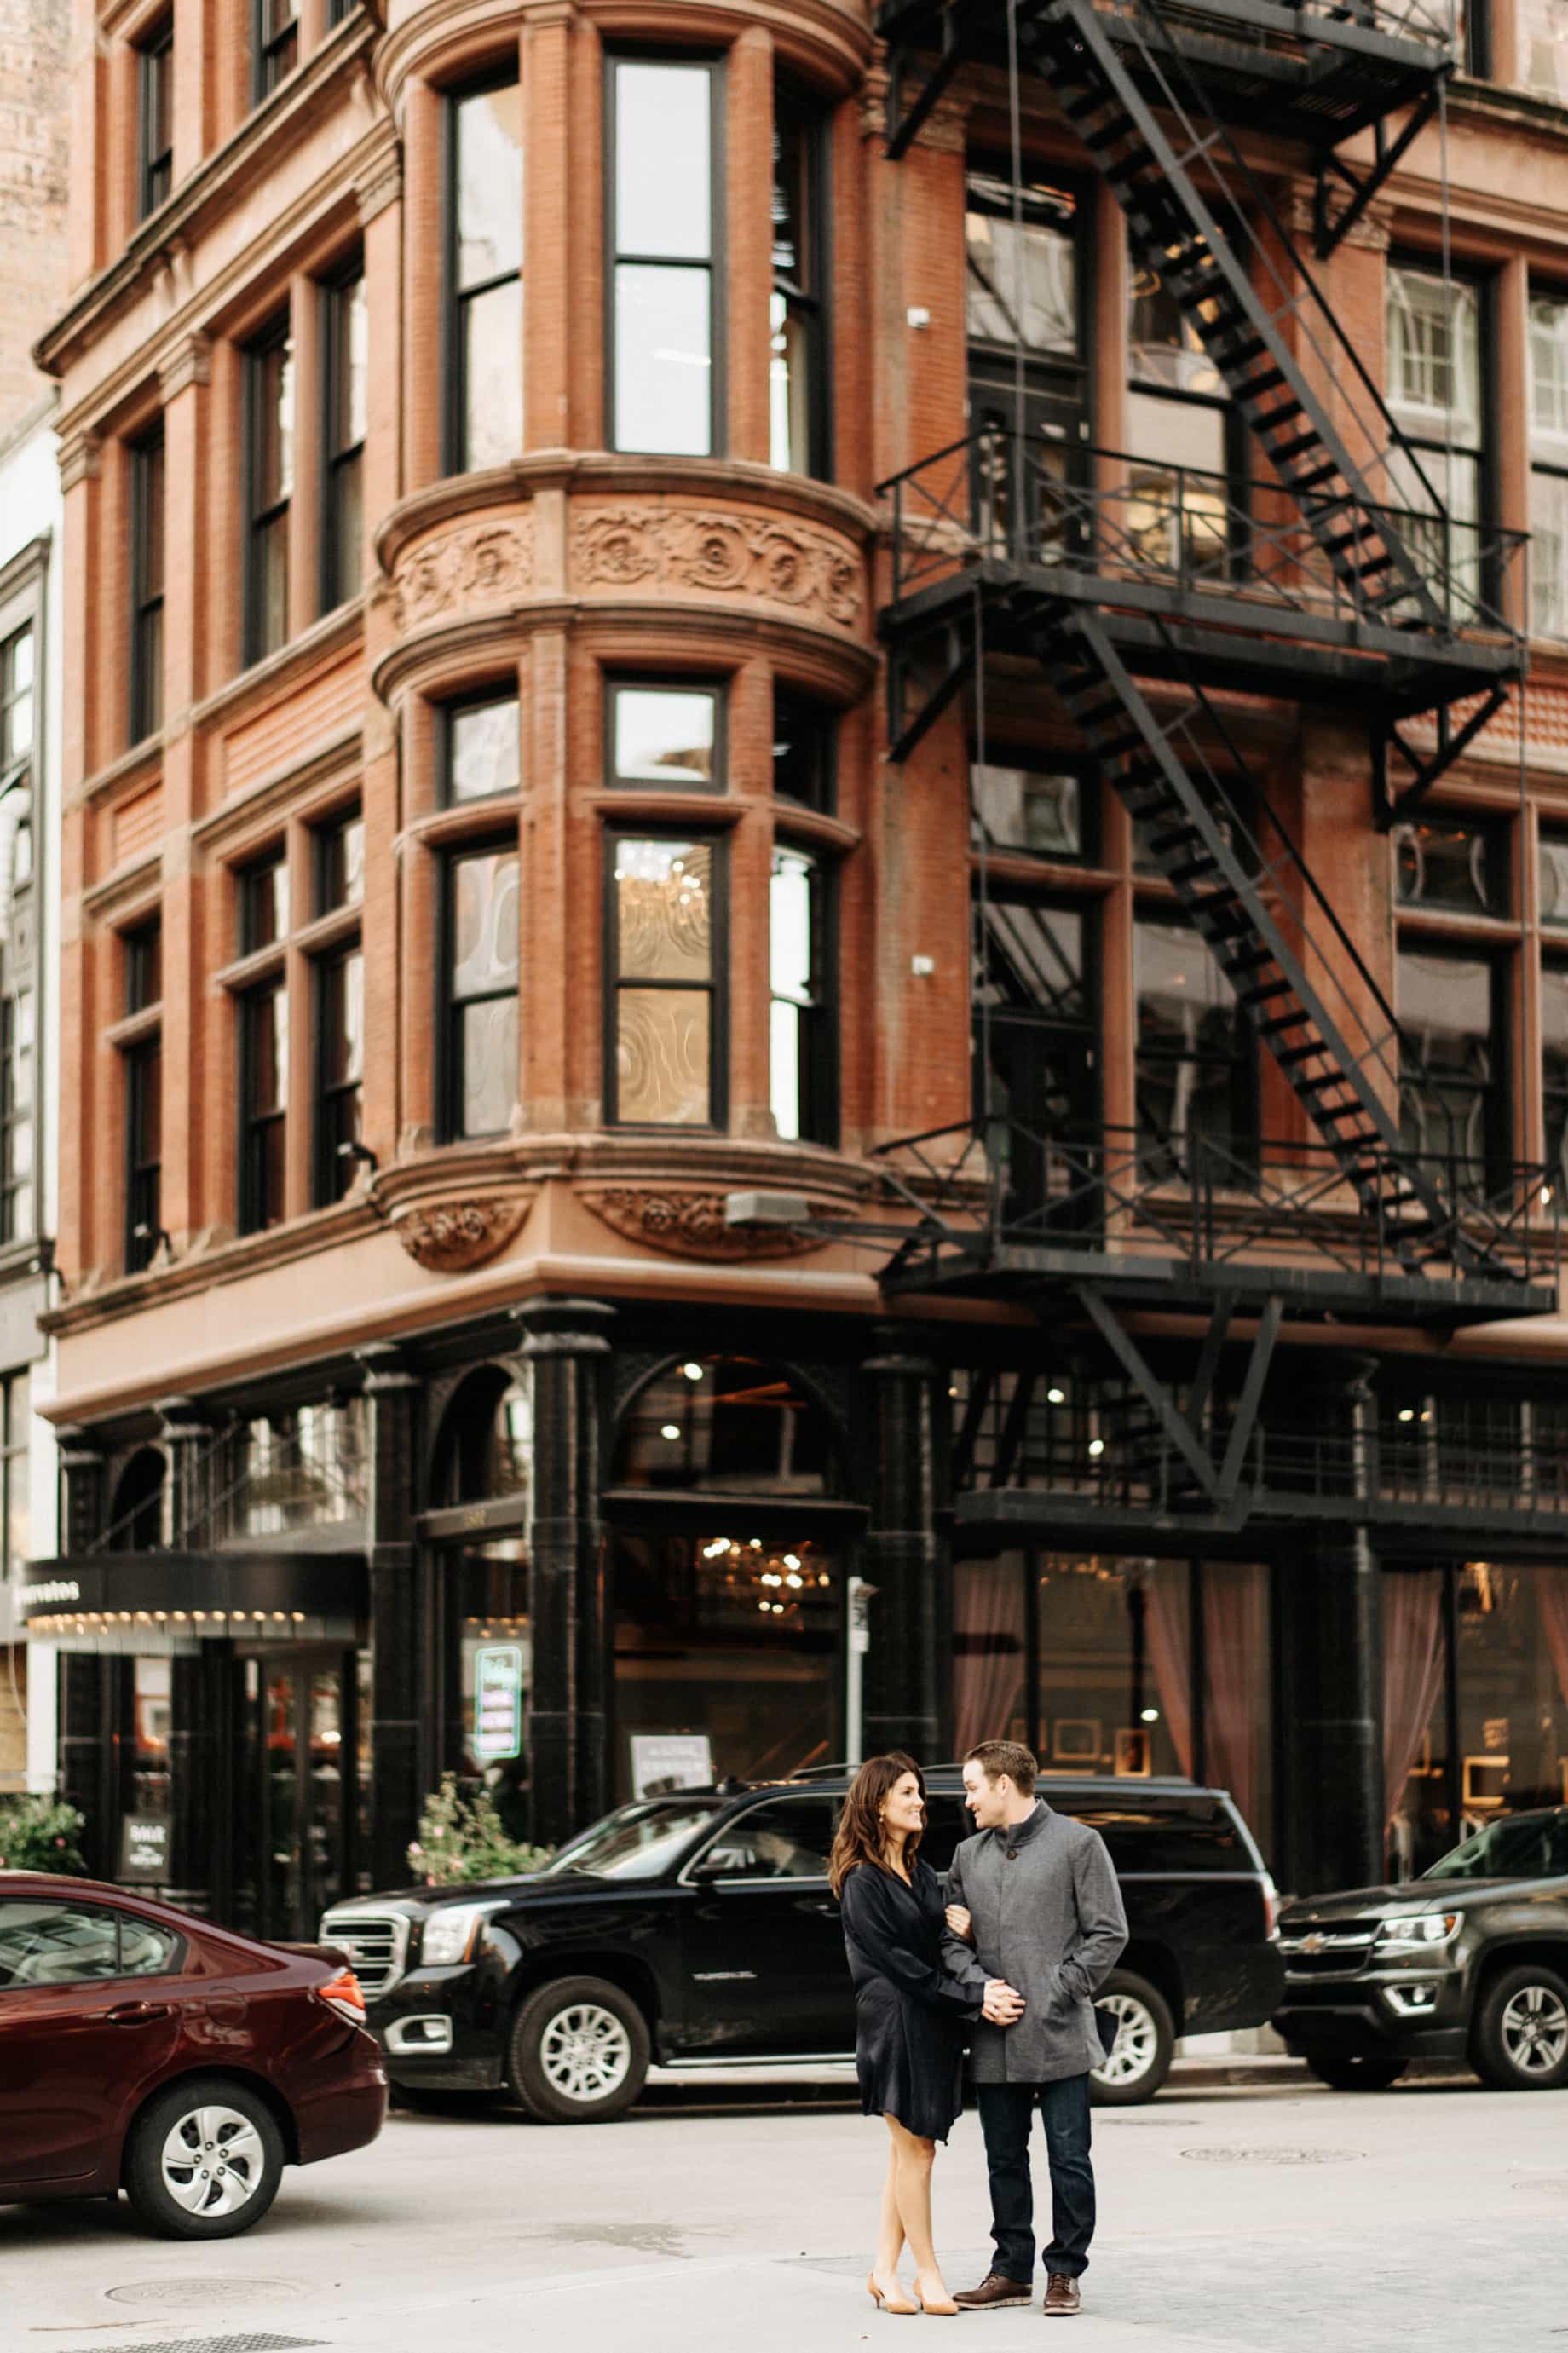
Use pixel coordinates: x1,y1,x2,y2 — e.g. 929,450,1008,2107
124,2076,285,2240
1090,1972,1174,2106
1473,1962,1568,2091
508,1975,651,2124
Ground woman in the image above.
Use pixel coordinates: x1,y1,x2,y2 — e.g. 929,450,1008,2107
832,1753,1022,2317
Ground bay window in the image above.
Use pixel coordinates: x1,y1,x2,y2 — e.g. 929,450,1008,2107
245,317,294,666
1530,290,1568,639
447,78,523,473
443,845,520,1139
608,835,722,1127
770,84,829,477
770,846,834,1145
609,58,720,456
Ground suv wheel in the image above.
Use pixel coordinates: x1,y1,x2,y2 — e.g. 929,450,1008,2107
1090,1972,1174,2106
1472,1962,1568,2091
1304,2051,1406,2092
507,1975,651,2124
124,2077,285,2239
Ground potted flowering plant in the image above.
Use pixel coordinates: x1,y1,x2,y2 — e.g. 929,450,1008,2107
407,1774,552,1888
0,1793,88,1874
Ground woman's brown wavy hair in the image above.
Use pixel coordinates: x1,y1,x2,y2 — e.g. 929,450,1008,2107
828,1751,925,1895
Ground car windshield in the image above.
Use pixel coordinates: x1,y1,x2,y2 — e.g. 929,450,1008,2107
544,1798,724,1881
1421,1809,1568,1882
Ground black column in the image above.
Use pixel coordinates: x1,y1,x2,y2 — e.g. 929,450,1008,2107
1277,1352,1384,1896
55,1428,113,1876
517,1298,614,1848
360,1346,424,1890
862,1333,946,1764
157,1400,223,1913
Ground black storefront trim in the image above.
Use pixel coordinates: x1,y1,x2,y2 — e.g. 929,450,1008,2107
17,1550,368,1629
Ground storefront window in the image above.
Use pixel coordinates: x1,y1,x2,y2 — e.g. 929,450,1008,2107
1383,1567,1450,1880
614,1356,837,1497
434,1364,533,1507
237,1399,367,1536
131,1656,171,1828
455,1537,530,1833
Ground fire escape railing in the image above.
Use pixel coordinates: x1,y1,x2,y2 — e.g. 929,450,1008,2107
879,428,1528,649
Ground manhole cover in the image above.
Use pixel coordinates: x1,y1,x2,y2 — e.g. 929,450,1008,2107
106,2280,303,2309
1180,2144,1363,2166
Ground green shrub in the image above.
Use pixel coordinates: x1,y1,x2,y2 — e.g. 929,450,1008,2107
407,1774,553,1887
0,1793,88,1874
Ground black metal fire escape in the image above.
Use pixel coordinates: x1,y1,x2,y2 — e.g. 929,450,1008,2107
869,0,1559,1532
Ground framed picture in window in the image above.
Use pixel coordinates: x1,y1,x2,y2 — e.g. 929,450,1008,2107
1053,1717,1101,1764
1113,1727,1152,1778
1462,1754,1509,1811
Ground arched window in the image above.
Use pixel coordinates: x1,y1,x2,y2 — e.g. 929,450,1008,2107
432,1364,533,1508
612,1356,839,1497
112,1446,167,1549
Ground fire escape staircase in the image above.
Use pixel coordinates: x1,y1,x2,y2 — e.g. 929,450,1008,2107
866,0,1557,1529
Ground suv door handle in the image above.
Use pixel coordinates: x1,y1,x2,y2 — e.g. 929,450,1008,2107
104,2001,172,2024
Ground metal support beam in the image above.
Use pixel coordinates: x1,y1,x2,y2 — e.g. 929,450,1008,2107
1075,1284,1220,1502
1312,84,1439,260
1216,1295,1283,1503
1381,683,1510,826
885,7,970,163
886,626,975,765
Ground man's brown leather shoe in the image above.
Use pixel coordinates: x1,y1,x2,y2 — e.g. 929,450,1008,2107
1043,2274,1081,2317
952,2272,1033,2310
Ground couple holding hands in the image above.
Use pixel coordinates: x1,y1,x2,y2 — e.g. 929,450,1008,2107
829,1741,1128,2321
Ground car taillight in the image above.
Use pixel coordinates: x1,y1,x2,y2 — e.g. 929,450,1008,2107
1260,1875,1280,1940
316,1966,367,2027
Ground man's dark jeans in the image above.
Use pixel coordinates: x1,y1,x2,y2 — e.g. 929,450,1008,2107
974,2073,1095,2281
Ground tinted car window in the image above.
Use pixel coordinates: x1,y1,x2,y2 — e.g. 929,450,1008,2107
1423,1808,1568,1882
1054,1797,1245,1873
0,1899,143,1987
548,1798,723,1881
919,1795,969,1877
692,1797,837,1881
119,1914,182,1976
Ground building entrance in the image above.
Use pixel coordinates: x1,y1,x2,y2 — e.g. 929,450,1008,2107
238,1651,355,1942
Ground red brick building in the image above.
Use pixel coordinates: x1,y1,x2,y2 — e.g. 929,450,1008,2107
23,1,1568,1955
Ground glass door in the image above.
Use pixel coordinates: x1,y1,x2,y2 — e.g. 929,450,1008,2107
243,1652,354,1941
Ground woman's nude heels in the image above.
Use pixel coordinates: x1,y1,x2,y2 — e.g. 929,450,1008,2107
914,2280,960,2316
866,2271,919,2316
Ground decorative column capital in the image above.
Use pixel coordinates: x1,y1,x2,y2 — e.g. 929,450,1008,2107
158,333,212,401
55,1422,103,1468
57,432,101,493
356,1340,419,1394
355,150,403,228
514,1296,615,1359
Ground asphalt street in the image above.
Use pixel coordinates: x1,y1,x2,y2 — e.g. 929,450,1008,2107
3,2073,1565,2353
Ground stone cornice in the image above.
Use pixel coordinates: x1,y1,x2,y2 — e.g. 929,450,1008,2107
57,432,101,493
157,334,212,402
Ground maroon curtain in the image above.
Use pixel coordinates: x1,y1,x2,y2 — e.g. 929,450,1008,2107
1202,1563,1265,1828
954,1559,1026,1755
1381,1571,1446,1825
1144,1565,1194,1777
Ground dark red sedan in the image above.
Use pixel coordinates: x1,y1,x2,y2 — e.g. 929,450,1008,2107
0,1871,386,2238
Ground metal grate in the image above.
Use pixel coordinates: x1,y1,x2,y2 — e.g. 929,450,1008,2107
61,2339,322,2353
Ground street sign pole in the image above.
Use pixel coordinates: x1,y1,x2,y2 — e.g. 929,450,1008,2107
845,1576,876,1769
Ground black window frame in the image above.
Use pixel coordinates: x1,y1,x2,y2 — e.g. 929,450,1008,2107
604,828,728,1131
769,839,837,1149
1543,952,1568,1191
0,1366,28,1581
606,50,725,459
441,688,522,808
442,70,524,478
124,1033,163,1275
314,806,365,917
1133,905,1260,1184
1385,253,1497,614
970,751,1095,865
965,159,1092,557
438,838,521,1144
238,978,289,1237
0,626,32,775
771,685,836,816
606,678,725,794
1124,206,1251,588
252,0,300,105
313,939,364,1207
770,78,832,481
1397,939,1511,1193
238,851,290,957
320,260,367,615
0,984,32,1246
130,428,165,747
124,918,162,1018
1528,282,1568,643
137,17,174,220
243,314,294,668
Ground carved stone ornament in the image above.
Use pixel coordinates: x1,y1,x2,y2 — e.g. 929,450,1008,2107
582,1187,825,1260
392,1198,528,1272
390,516,535,633
571,507,864,627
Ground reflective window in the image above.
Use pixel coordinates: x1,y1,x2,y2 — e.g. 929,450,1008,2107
610,60,718,455
245,319,294,664
254,0,298,100
315,810,364,914
138,20,173,216
435,1365,533,1506
0,1369,28,1581
448,80,523,471
1126,245,1235,584
0,986,32,1242
614,1356,839,1496
608,836,719,1127
972,764,1083,861
131,432,164,744
770,846,833,1146
773,689,834,812
610,683,719,790
1531,291,1568,639
1135,917,1256,1180
965,168,1084,558
770,83,828,476
445,693,522,805
444,846,520,1139
1397,946,1504,1181
1542,959,1568,1186
239,855,290,955
0,1900,181,1987
0,627,32,771
314,944,364,1205
239,981,288,1233
546,1798,723,1880
1386,264,1484,615
1394,816,1506,915
690,1796,835,1880
323,268,367,610
239,1400,368,1536
124,1037,162,1272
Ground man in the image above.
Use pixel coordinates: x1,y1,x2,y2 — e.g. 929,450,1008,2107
942,1740,1127,2320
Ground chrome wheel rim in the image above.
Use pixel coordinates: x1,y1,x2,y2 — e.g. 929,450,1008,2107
1501,1984,1568,2077
159,2103,267,2217
1092,1993,1160,2088
539,2002,632,2103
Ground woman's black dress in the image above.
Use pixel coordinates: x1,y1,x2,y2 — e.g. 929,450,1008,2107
839,1858,985,2142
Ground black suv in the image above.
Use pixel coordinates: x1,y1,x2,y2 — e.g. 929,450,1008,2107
323,1772,1282,2124
1275,1805,1568,2091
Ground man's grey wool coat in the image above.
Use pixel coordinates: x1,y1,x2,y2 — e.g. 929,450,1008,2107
941,1799,1129,2083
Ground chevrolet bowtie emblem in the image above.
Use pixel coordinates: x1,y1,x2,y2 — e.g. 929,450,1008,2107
1301,1932,1327,1955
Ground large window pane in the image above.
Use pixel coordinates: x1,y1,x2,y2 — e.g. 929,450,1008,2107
965,170,1078,358
1542,959,1568,1185
462,279,524,472
614,266,712,456
770,846,830,1145
1531,291,1568,638
455,84,523,285
1135,918,1255,1179
450,80,523,473
447,847,520,1139
1398,947,1503,1177
447,695,521,804
459,997,521,1138
614,65,712,258
612,837,717,1127
611,685,717,787
1386,263,1484,610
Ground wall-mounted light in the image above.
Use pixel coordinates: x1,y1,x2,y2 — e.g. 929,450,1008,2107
337,1139,378,1175
133,1220,175,1263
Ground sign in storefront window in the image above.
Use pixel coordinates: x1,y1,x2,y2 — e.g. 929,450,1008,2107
473,1644,525,1762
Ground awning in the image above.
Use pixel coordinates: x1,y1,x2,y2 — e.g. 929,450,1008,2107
18,1552,368,1643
